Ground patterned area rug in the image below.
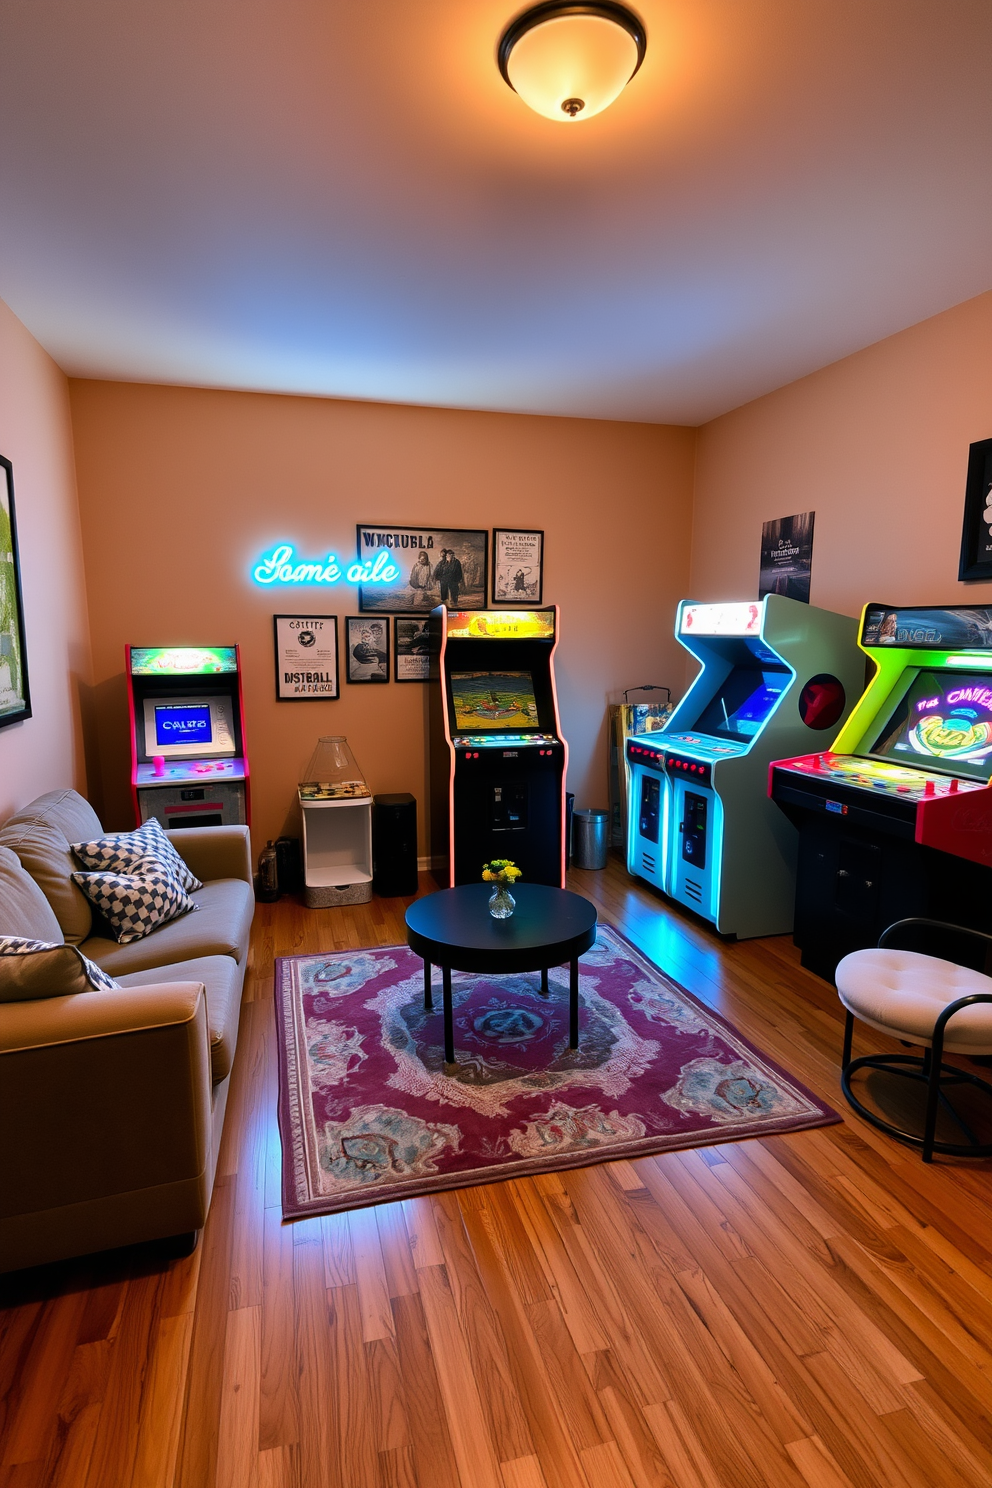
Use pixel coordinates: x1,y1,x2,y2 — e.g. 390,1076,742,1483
274,924,839,1219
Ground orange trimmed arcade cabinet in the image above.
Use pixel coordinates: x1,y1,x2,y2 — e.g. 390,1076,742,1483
428,607,567,888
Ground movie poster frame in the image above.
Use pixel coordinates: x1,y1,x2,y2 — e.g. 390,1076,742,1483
394,617,431,682
355,523,488,613
958,437,992,582
492,527,545,606
273,614,339,701
0,454,31,730
345,615,390,684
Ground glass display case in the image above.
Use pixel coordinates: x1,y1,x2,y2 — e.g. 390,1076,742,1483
298,736,373,906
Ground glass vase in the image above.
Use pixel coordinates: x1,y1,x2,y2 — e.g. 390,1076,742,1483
488,883,516,919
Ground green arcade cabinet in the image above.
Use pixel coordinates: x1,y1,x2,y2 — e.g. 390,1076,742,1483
770,603,992,980
626,595,863,939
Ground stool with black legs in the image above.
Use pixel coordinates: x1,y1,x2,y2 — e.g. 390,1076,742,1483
835,918,992,1163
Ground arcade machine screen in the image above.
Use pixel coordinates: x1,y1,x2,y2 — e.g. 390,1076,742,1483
154,703,213,749
450,671,540,732
868,669,992,783
141,695,236,758
693,666,789,743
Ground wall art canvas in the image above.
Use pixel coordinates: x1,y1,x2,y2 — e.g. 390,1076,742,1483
492,528,544,604
959,437,992,582
274,614,339,700
0,456,31,729
346,616,389,683
356,524,487,613
394,617,430,681
759,511,815,603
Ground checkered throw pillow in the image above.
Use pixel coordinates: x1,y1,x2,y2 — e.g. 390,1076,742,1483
0,935,119,993
71,859,195,944
71,816,202,893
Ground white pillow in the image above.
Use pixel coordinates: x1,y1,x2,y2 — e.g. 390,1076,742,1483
71,858,195,944
0,935,119,999
72,817,202,893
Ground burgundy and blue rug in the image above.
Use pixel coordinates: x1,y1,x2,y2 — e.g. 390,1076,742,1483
274,924,838,1219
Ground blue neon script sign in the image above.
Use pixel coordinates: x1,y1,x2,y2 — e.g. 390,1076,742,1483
252,544,401,586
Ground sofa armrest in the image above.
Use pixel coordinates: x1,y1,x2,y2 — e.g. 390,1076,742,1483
0,984,212,1228
166,825,253,886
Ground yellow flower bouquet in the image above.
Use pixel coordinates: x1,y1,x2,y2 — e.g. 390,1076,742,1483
482,859,521,918
481,859,522,885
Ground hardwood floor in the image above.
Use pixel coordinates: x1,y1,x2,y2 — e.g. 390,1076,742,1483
2,856,991,1487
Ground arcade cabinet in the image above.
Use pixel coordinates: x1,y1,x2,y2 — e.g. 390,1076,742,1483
626,596,862,939
127,645,250,830
771,602,992,980
428,606,567,887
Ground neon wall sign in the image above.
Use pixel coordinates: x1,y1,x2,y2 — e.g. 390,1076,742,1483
252,544,401,587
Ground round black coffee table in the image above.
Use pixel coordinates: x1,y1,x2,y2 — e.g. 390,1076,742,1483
405,883,598,1064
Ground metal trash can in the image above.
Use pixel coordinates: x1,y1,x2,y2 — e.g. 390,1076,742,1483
572,808,609,870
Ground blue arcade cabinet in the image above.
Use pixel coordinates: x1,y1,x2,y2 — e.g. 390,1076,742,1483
626,596,863,938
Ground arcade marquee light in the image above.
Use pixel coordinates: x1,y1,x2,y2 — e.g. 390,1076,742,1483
251,544,401,587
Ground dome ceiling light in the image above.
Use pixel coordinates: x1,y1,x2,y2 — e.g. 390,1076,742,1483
498,2,647,123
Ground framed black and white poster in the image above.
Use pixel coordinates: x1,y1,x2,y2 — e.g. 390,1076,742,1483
759,511,815,603
492,528,544,605
273,614,338,700
355,524,488,613
345,616,389,683
958,437,992,582
394,617,430,681
0,455,31,730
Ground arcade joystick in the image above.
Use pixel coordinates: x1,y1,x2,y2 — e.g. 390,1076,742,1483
950,779,960,793
153,756,165,777
924,780,935,797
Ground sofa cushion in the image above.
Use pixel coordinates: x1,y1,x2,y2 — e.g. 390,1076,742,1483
82,878,254,977
72,861,195,944
117,954,243,1082
0,789,104,944
72,817,203,893
0,936,119,1000
0,846,65,943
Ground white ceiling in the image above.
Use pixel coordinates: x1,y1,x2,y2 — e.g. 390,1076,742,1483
1,1,990,425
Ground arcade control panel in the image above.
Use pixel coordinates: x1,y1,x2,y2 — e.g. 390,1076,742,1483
626,731,746,788
453,734,561,759
135,758,247,785
772,752,983,802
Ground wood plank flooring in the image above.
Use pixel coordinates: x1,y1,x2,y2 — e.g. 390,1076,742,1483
2,857,991,1487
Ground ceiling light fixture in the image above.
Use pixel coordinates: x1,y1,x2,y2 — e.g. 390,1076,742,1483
498,1,647,123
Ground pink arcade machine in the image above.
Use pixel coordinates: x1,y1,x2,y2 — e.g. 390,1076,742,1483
126,644,251,830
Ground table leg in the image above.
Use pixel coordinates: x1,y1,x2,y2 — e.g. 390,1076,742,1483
540,967,549,996
423,959,433,1010
442,964,454,1064
569,958,579,1049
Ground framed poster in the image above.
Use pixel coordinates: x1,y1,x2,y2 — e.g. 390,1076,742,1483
356,524,487,613
0,455,31,730
492,528,544,605
345,616,389,683
759,511,815,603
958,437,992,582
394,617,430,681
273,614,338,700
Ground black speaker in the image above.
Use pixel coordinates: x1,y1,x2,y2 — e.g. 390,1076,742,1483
372,793,419,897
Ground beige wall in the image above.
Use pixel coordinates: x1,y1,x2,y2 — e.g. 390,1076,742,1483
0,299,91,822
692,292,992,620
68,381,695,853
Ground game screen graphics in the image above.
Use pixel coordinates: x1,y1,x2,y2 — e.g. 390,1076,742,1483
871,669,992,781
450,671,539,731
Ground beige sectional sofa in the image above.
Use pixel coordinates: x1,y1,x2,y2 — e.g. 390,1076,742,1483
0,789,253,1273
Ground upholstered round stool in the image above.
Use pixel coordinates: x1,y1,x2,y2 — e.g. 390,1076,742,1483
836,919,992,1162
